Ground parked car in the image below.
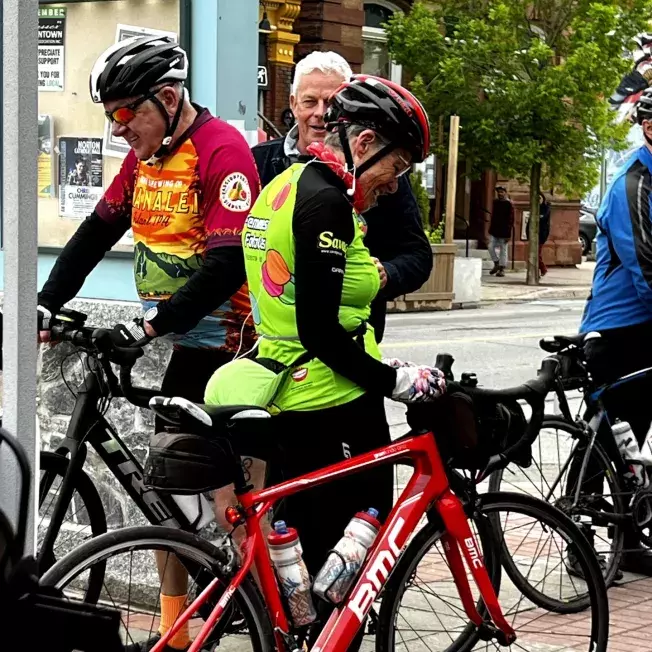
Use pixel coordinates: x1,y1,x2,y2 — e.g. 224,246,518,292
579,210,598,256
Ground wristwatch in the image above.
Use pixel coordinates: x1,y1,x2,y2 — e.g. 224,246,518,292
144,306,158,323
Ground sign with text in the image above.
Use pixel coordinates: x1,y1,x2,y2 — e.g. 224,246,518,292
38,115,55,198
58,137,104,219
38,7,66,92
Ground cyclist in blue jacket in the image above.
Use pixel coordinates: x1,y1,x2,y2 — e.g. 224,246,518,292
579,87,652,575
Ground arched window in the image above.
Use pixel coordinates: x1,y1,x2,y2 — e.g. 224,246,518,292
362,2,402,83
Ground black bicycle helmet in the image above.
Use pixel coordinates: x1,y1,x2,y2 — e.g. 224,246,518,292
89,35,187,104
325,74,431,176
635,87,652,124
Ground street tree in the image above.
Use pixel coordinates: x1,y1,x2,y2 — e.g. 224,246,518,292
386,0,652,284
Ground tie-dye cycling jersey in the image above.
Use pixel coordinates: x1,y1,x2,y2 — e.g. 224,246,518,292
95,107,258,351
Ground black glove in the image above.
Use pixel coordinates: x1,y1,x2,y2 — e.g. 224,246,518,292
109,318,152,349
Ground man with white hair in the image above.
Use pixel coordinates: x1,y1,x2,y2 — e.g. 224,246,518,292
253,50,432,341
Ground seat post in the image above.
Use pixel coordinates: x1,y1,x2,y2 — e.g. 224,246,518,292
232,457,253,496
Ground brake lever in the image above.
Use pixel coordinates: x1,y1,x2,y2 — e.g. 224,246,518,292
476,454,507,484
90,328,144,366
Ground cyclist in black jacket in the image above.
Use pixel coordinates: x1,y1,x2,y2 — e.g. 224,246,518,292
253,51,432,342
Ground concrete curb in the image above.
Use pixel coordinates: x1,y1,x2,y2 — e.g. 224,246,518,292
480,286,589,305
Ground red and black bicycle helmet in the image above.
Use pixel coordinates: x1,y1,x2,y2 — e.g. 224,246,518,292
325,74,431,176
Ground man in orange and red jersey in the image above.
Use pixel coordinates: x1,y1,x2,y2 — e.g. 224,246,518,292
37,36,259,652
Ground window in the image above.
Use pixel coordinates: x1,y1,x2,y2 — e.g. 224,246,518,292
362,2,402,83
36,0,180,251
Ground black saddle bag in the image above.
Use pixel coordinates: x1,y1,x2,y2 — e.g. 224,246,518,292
143,431,240,495
406,384,528,470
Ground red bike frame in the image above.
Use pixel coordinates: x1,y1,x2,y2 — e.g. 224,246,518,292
154,431,515,652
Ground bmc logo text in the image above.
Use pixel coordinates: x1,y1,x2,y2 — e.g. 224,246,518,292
464,536,483,569
348,517,405,622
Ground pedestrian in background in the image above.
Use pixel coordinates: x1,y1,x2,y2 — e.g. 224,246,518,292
489,185,514,277
527,191,551,277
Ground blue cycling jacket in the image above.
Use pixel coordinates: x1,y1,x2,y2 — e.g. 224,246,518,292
580,145,652,333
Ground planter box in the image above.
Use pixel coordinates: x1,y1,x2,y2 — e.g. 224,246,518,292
387,243,456,312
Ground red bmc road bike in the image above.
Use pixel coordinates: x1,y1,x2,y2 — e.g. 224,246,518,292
41,356,608,652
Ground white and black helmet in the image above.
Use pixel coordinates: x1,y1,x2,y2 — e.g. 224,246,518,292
635,87,652,124
89,35,188,104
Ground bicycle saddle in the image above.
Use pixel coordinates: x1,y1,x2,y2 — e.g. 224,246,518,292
149,396,270,430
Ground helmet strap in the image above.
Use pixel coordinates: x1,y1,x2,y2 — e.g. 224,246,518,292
337,122,399,178
354,142,398,178
338,124,356,172
146,87,185,164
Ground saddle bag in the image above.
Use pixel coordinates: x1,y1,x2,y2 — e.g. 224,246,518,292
406,384,528,469
143,430,239,495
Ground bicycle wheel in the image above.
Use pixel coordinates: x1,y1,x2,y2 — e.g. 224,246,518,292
41,526,274,651
38,451,107,601
489,416,625,586
376,510,501,652
378,493,608,652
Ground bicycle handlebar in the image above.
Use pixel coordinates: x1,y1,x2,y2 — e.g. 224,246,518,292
434,353,560,481
475,355,560,480
49,315,159,409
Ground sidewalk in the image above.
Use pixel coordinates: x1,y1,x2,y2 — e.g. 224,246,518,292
481,261,594,304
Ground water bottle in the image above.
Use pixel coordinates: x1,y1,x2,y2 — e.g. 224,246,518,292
267,521,317,626
313,508,381,604
613,420,649,488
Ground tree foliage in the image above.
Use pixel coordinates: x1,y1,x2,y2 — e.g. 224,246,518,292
386,0,652,196
410,170,432,230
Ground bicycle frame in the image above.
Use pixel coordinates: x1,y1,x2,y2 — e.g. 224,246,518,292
155,431,515,652
544,365,652,518
39,358,188,571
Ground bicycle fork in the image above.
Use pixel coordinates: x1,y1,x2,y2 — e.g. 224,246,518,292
437,490,516,646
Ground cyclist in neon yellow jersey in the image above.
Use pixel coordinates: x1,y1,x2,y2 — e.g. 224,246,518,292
207,76,445,583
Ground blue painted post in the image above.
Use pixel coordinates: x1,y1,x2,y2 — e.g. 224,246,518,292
191,0,258,146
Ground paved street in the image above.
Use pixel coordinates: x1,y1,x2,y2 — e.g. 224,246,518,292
382,298,587,432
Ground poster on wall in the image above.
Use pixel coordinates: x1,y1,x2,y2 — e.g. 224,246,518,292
103,24,178,158
38,115,55,198
58,137,104,219
38,7,66,92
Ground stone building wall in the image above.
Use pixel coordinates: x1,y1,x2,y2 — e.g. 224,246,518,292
37,298,173,530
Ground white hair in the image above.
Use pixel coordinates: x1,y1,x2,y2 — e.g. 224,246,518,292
291,51,352,96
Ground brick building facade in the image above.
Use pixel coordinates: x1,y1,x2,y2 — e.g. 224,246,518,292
258,0,582,266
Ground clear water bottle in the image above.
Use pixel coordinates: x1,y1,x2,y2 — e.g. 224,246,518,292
313,508,381,604
613,420,649,488
267,521,317,626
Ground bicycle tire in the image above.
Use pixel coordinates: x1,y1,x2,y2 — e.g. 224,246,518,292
41,526,275,652
485,492,609,621
489,416,625,587
38,451,107,602
376,511,501,652
378,493,608,652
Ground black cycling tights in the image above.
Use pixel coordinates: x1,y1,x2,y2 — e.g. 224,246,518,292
271,392,393,575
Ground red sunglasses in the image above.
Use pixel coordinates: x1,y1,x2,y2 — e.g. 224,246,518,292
104,87,163,126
